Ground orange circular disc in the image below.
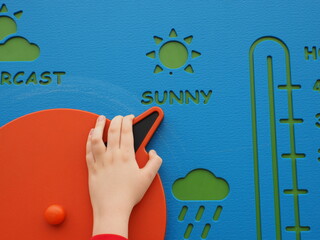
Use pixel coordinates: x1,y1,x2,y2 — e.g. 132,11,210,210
0,109,166,240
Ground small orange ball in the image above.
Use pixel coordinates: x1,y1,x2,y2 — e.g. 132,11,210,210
44,204,66,225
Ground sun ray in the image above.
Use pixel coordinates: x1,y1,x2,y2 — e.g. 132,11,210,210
154,65,163,74
184,36,193,44
184,65,194,73
153,36,163,45
14,11,23,19
146,51,156,59
0,4,8,13
192,50,201,59
169,28,177,37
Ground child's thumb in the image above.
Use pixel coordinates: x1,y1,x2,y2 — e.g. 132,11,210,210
143,150,163,183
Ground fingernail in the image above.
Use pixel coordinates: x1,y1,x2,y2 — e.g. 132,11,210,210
131,114,135,118
90,128,94,135
98,115,105,121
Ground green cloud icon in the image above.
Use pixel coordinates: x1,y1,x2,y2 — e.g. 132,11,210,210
0,37,40,61
172,169,229,201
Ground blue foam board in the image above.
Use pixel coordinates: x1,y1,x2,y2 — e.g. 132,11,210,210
0,1,319,239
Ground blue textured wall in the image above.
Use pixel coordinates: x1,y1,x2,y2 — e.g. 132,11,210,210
1,1,319,239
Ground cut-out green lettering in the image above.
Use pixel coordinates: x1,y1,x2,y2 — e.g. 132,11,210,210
140,90,212,105
169,90,183,104
304,46,317,60
313,79,320,92
0,71,65,85
155,91,167,105
316,113,320,128
185,90,199,104
200,90,212,104
141,91,153,105
40,72,52,85
26,72,37,85
13,71,24,85
1,71,11,85
53,72,65,84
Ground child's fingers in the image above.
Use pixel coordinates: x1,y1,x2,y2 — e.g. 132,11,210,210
107,115,123,150
86,128,95,170
142,150,162,183
120,115,135,156
91,115,107,157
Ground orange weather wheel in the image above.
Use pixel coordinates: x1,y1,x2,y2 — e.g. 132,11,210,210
0,107,166,240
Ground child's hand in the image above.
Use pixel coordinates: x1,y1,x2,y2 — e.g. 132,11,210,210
86,115,162,238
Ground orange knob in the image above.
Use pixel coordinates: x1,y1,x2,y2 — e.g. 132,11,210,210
44,204,66,225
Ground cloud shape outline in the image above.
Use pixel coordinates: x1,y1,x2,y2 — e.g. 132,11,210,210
0,36,40,61
172,169,230,201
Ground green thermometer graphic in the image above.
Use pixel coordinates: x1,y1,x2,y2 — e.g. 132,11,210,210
250,37,309,240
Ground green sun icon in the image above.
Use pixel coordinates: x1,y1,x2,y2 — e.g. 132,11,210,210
146,29,201,75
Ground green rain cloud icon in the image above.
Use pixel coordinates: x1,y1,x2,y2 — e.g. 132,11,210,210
172,169,229,239
172,169,229,201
